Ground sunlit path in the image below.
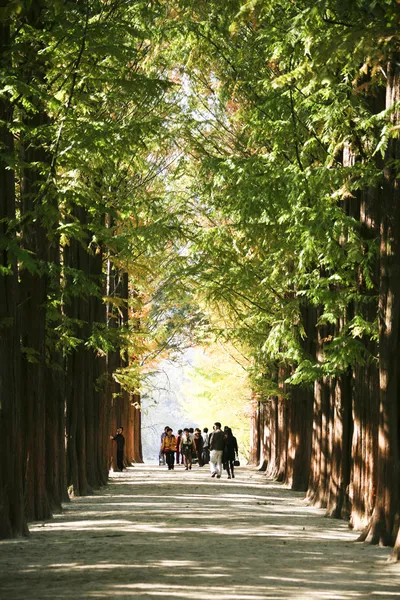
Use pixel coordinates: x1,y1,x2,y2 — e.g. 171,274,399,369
1,465,399,599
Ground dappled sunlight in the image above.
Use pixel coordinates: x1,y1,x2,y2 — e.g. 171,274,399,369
92,582,275,599
34,519,132,530
30,503,354,544
1,465,399,599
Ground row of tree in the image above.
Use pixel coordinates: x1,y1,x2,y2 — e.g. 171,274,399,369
0,0,184,538
156,1,400,560
1,0,400,564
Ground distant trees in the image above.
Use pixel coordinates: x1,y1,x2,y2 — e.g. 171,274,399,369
179,343,252,456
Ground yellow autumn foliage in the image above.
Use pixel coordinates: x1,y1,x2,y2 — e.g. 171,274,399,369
179,343,252,459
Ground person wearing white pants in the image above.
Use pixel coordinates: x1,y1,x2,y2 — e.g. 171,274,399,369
209,422,224,479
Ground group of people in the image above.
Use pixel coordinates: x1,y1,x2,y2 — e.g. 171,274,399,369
160,422,239,479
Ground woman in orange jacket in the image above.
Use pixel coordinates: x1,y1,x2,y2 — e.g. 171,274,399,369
160,427,177,470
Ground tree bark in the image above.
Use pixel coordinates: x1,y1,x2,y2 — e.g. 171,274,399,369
308,319,331,507
248,397,260,466
285,302,315,491
351,183,380,530
276,369,288,482
0,18,26,538
363,56,400,549
326,371,353,518
19,100,52,523
264,397,278,477
131,393,143,463
65,207,90,496
286,385,313,491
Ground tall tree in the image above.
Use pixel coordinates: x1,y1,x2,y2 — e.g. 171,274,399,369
0,6,26,537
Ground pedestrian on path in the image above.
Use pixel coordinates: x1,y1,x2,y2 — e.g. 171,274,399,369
209,422,224,478
176,429,183,465
159,426,169,466
161,427,177,470
202,427,210,465
180,428,194,470
110,426,125,472
223,426,238,479
193,428,204,467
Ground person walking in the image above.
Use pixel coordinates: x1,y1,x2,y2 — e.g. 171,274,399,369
209,422,224,478
180,428,194,470
223,426,239,479
193,428,204,467
110,426,125,472
161,427,177,470
159,426,169,466
202,427,210,465
176,429,183,465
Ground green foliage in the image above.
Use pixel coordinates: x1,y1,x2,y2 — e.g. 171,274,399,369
1,0,187,390
112,364,141,397
147,0,397,399
2,0,398,417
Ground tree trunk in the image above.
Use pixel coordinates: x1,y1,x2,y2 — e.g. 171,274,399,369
131,393,143,463
91,247,108,486
264,397,278,476
19,107,52,522
284,302,315,490
286,385,313,491
65,208,90,496
45,355,67,510
308,318,331,507
363,56,400,550
276,370,288,482
106,254,122,471
248,397,260,466
0,19,26,538
85,242,105,489
351,182,380,530
326,371,353,518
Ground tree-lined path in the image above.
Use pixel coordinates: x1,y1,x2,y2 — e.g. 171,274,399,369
1,465,399,600
2,0,400,568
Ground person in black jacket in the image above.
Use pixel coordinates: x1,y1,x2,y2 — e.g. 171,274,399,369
193,428,204,466
223,426,238,479
110,427,125,471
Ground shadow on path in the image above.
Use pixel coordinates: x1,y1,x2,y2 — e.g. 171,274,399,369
1,465,399,599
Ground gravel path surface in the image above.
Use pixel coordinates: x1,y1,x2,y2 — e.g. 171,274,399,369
1,464,399,599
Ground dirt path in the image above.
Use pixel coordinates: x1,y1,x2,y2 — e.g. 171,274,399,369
1,465,399,599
